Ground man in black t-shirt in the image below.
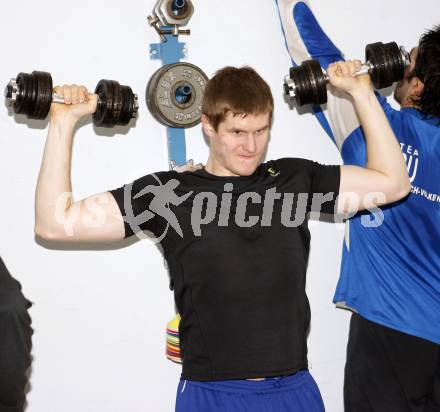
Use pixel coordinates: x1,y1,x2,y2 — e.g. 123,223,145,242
34,62,410,411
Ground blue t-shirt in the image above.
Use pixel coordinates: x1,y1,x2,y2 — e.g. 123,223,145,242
334,99,440,344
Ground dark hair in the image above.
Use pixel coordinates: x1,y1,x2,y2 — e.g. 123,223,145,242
412,25,440,118
202,66,274,131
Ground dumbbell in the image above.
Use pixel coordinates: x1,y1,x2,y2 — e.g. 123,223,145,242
284,42,411,106
4,71,139,127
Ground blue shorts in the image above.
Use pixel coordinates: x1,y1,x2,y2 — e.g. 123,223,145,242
175,370,325,411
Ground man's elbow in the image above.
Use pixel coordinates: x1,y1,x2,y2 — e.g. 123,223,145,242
402,178,412,197
389,177,412,203
34,223,64,242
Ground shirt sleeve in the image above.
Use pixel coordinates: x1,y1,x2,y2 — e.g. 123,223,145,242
109,173,164,238
308,161,341,215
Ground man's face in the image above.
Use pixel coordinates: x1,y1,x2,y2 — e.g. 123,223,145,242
203,111,271,177
394,47,419,106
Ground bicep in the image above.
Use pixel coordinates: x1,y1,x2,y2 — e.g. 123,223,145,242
47,191,125,243
338,165,400,214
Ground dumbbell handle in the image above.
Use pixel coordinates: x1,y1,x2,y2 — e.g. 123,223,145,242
285,62,373,99
52,93,75,104
321,62,373,83
51,93,138,108
48,92,139,118
36,92,139,110
5,78,139,113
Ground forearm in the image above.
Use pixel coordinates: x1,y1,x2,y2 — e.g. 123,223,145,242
35,117,76,236
351,88,409,193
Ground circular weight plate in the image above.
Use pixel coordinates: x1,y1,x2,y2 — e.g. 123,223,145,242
14,72,39,117
118,85,130,125
110,80,122,127
290,59,327,106
13,73,28,115
146,62,209,128
93,80,136,127
306,59,327,105
93,79,114,127
14,72,29,115
118,85,136,126
366,42,394,89
380,44,395,88
29,72,42,119
290,64,309,106
30,71,53,120
29,72,39,117
384,42,405,83
365,42,383,88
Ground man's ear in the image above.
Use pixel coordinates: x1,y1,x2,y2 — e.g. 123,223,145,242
201,114,215,138
410,76,425,99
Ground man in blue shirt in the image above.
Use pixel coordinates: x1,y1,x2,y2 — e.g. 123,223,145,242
276,1,440,410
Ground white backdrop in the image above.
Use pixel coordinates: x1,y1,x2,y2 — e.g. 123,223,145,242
0,1,436,410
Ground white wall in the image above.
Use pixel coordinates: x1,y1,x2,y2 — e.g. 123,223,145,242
0,0,435,410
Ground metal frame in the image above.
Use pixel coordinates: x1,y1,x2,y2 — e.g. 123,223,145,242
149,1,193,168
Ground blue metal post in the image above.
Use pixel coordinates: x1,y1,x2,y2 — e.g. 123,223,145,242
150,33,188,167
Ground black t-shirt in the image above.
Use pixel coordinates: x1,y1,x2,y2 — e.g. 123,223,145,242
110,158,341,381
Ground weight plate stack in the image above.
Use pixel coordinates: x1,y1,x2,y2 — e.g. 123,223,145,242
289,59,327,106
32,71,53,120
366,42,403,89
93,79,113,127
384,41,405,84
118,84,137,125
13,71,53,119
93,80,137,127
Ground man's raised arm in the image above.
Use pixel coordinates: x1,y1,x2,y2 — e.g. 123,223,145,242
34,85,125,243
325,61,410,214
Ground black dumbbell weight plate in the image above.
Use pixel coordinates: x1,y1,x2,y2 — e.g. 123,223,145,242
13,72,31,115
366,42,384,88
290,59,327,106
289,64,309,106
118,85,135,126
93,79,114,127
306,59,327,105
31,71,53,120
384,42,405,84
13,71,53,119
366,42,396,89
111,80,122,127
93,79,136,127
